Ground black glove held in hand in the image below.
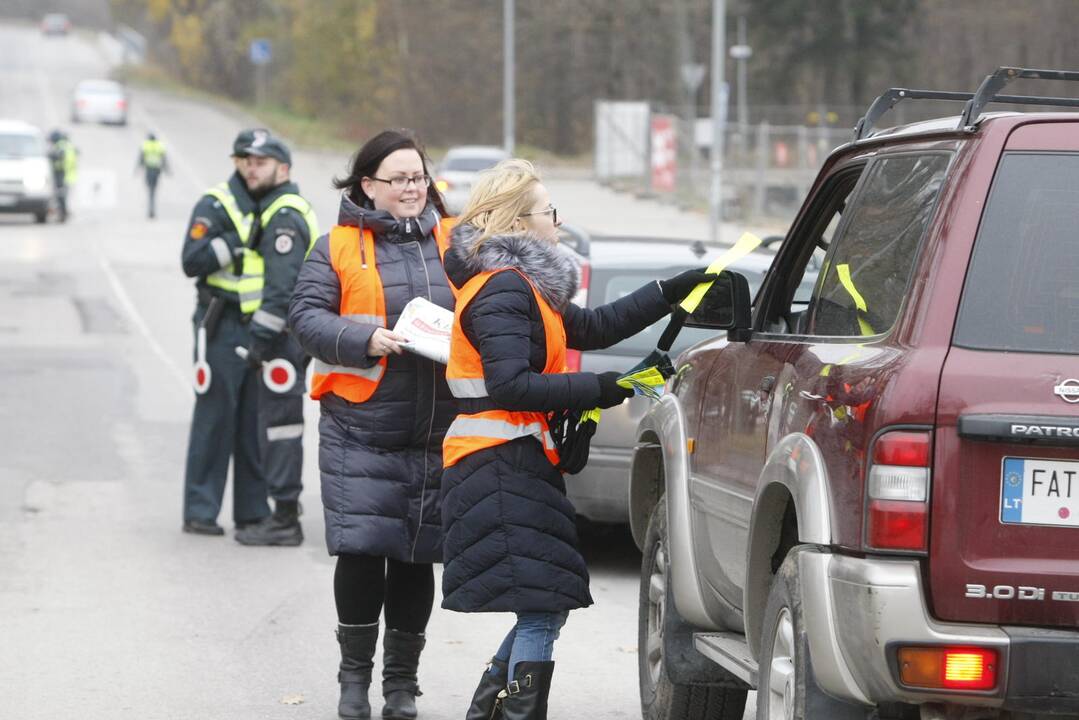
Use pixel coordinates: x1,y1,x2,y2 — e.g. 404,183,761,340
659,267,719,304
245,337,272,369
597,371,634,409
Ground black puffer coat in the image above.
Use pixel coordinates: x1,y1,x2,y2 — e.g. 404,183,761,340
440,224,671,612
288,196,456,562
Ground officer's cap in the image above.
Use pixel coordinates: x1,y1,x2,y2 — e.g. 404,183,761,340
237,130,291,165
231,127,270,157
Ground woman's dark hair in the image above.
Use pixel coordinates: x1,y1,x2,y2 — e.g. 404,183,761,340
333,128,448,217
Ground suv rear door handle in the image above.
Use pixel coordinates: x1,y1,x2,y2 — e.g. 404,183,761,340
759,375,776,393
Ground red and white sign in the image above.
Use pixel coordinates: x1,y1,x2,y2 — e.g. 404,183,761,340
261,359,297,394
193,326,212,395
650,114,677,193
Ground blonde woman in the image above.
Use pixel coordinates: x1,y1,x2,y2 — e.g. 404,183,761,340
439,159,714,719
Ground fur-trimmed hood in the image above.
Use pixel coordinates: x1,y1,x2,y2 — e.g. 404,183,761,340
445,223,579,312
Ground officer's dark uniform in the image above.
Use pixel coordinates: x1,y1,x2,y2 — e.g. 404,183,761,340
234,135,317,546
180,131,268,534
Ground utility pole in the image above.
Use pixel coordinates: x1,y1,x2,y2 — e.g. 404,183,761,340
503,0,515,155
709,0,726,245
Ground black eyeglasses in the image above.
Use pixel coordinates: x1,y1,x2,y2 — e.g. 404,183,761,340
369,174,432,191
520,205,558,225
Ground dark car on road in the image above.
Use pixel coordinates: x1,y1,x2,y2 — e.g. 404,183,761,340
630,67,1079,720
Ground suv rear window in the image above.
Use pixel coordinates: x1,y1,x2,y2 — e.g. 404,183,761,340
954,152,1079,355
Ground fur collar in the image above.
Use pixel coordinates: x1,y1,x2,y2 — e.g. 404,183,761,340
447,223,579,312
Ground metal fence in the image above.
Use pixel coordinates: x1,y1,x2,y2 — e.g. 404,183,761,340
594,99,851,221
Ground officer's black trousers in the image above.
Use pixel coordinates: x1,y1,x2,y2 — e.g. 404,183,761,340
145,169,160,218
183,303,269,524
258,333,308,504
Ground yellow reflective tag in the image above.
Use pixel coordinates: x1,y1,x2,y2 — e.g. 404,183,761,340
581,408,602,424
679,232,763,313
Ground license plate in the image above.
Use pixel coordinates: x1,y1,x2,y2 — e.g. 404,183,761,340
1001,457,1079,527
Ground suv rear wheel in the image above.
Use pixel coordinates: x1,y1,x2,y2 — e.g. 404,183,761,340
757,547,867,720
639,494,747,720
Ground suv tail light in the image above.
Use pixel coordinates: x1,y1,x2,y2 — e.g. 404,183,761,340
866,430,931,551
898,646,998,691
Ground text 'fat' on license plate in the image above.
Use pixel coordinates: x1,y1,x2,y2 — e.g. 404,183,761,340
1001,457,1079,528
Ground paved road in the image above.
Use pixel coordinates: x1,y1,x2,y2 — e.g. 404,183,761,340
0,21,758,719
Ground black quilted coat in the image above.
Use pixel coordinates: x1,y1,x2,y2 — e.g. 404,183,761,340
440,224,670,612
288,196,455,562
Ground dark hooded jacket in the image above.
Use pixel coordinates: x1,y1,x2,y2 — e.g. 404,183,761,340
439,223,671,613
288,195,455,562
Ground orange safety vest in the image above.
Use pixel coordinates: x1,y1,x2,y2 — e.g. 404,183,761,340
443,268,567,468
310,218,455,404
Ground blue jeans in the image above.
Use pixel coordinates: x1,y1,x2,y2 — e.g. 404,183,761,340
492,611,569,681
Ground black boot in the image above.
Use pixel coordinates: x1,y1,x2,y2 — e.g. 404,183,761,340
497,662,555,720
381,628,425,720
337,623,379,720
466,658,507,720
235,500,303,546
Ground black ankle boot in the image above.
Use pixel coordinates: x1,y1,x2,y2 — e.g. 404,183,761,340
466,658,508,720
337,623,379,719
497,662,554,720
381,628,426,720
235,500,303,546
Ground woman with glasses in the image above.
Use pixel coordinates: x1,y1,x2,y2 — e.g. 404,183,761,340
288,129,456,720
439,159,715,719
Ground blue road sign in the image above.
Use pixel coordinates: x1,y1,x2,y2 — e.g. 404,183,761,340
249,39,272,66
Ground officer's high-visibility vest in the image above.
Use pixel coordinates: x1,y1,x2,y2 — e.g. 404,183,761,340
442,267,567,469
53,139,78,184
310,218,455,404
203,185,318,313
141,139,166,169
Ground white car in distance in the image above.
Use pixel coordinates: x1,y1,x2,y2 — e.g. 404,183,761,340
71,79,128,126
434,145,509,214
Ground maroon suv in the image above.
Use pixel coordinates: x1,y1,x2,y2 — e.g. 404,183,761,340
629,67,1079,720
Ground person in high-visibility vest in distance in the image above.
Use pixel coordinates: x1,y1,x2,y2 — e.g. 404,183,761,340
47,129,77,222
439,159,716,720
180,128,274,537
288,129,456,720
135,132,169,219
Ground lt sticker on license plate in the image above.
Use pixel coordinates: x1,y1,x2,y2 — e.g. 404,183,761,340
1001,457,1079,527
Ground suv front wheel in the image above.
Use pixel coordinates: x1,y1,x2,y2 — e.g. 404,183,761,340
639,494,747,720
757,547,867,720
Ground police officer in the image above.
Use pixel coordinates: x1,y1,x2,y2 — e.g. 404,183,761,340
180,128,272,536
232,132,318,547
47,130,77,222
136,132,169,219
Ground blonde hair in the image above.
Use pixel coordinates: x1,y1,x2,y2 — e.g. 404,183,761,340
457,159,543,249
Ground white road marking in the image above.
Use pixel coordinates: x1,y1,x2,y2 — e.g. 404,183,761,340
94,238,190,391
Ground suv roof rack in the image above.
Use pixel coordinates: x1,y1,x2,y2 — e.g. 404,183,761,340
853,66,1079,140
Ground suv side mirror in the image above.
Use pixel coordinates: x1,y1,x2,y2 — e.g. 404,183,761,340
684,270,752,341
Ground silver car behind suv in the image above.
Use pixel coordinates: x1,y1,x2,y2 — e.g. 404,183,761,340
565,236,790,524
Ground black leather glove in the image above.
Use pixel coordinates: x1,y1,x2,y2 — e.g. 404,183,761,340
558,413,598,475
245,336,272,369
596,371,634,409
658,267,720,304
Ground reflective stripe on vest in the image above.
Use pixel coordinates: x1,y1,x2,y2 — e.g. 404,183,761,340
443,267,567,468
835,263,875,336
141,139,166,168
310,220,454,404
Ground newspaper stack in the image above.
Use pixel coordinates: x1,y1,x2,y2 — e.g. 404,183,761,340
392,297,454,365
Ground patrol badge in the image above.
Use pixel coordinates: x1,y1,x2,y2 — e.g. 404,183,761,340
189,220,209,240
274,234,294,254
